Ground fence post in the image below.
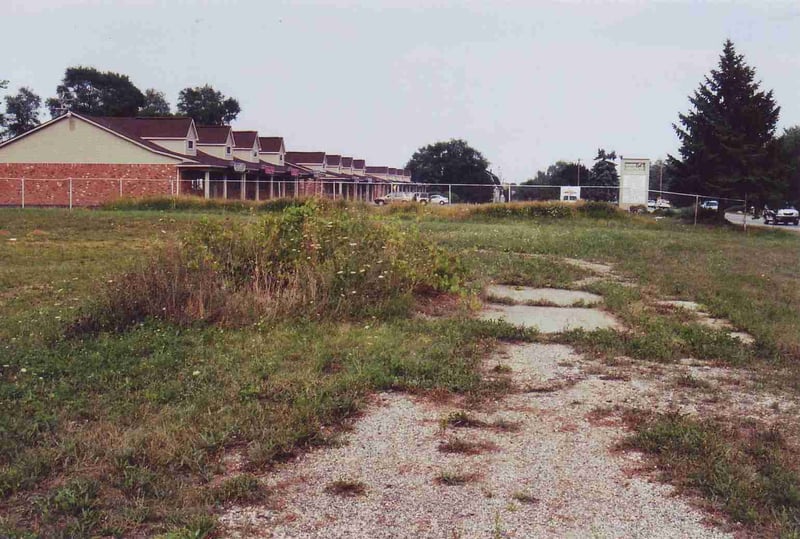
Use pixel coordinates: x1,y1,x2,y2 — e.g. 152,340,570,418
448,184,452,203
743,194,748,233
21,178,25,209
693,194,699,226
69,177,73,210
119,178,123,197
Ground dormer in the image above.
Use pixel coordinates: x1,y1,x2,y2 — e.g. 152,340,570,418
285,151,326,173
232,130,260,163
259,137,285,166
325,154,342,174
340,156,354,176
197,125,235,161
97,117,198,157
353,159,366,176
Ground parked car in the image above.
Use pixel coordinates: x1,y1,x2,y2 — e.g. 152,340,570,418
373,191,428,205
429,194,450,205
700,200,719,211
763,204,799,225
647,200,656,212
656,198,672,209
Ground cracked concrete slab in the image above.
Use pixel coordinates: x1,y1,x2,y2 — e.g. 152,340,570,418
486,285,602,306
479,304,622,333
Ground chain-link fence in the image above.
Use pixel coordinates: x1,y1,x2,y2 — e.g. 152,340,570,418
0,176,748,227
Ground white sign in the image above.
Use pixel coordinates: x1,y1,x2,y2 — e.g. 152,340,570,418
560,186,581,202
619,158,650,209
233,162,247,173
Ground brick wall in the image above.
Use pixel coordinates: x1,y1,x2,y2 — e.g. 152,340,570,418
0,163,177,206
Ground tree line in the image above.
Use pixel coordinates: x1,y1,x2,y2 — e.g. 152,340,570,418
0,66,242,140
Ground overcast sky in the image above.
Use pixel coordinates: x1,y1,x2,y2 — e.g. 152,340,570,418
4,0,800,181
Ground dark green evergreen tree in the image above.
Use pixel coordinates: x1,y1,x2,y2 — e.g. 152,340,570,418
668,40,782,202
777,126,800,204
586,149,618,201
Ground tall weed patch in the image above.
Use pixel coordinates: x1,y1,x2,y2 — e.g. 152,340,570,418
73,202,463,331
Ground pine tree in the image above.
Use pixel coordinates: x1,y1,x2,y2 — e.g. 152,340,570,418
586,149,618,201
668,40,781,202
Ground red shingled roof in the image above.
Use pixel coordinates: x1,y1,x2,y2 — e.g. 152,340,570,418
82,115,195,160
89,116,194,139
196,125,232,144
365,166,388,173
286,151,326,165
325,154,342,166
353,159,366,169
232,130,258,149
341,157,353,167
259,137,284,153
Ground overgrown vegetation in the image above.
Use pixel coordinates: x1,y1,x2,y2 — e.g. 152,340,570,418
623,411,800,537
1,199,799,536
73,200,464,332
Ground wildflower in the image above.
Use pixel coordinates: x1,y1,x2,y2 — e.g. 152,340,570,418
349,242,357,247
364,325,370,330
337,270,344,275
192,370,201,376
20,368,27,373
351,290,357,294
378,275,385,279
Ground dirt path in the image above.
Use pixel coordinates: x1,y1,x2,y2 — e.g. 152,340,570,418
220,264,797,538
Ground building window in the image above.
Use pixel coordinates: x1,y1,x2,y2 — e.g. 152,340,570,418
226,146,231,155
187,140,194,150
253,150,258,159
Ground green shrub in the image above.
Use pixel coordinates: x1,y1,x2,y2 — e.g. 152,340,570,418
465,201,576,219
576,201,623,219
102,195,320,213
72,201,464,331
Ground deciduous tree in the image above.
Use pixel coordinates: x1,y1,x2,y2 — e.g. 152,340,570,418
2,87,41,139
46,66,145,117
668,40,782,202
176,85,240,125
139,89,171,116
406,139,496,202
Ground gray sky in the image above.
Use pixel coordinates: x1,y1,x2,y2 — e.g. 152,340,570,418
4,0,800,181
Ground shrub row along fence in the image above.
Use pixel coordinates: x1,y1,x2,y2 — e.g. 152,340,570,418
0,176,744,218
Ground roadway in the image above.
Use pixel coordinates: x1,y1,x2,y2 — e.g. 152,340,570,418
725,212,800,234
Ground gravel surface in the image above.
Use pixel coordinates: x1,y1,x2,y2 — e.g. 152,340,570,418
219,261,795,538
220,341,777,538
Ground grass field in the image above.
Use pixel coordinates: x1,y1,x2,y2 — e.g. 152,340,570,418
1,200,799,537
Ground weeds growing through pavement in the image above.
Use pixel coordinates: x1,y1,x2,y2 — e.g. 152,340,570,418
325,479,367,497
622,410,800,537
435,471,479,486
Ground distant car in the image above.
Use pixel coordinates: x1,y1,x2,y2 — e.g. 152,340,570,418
429,194,449,205
700,200,719,211
764,204,799,225
373,191,428,206
647,200,656,212
656,198,672,209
